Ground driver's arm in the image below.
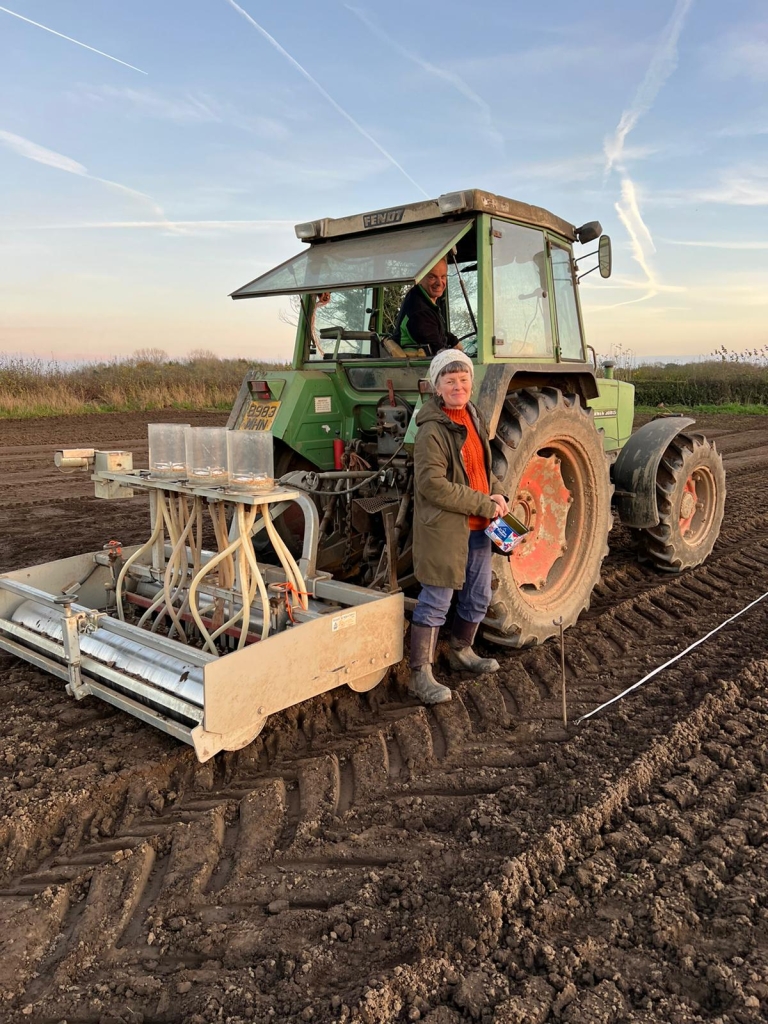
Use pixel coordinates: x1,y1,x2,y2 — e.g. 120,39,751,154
406,306,459,354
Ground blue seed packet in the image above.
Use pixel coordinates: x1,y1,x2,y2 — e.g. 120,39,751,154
485,512,529,554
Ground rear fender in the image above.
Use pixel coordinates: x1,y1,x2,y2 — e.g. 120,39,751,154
612,416,695,527
477,363,598,439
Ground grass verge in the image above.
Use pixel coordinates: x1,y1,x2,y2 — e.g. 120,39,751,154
635,403,768,416
0,354,286,420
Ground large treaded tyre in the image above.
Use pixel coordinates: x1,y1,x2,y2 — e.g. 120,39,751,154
482,388,612,648
637,431,725,573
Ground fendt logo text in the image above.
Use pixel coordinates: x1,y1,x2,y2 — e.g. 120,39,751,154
363,208,405,228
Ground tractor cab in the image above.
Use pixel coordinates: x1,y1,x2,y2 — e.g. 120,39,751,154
231,189,609,377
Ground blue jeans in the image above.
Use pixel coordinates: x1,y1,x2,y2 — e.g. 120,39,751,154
412,530,493,628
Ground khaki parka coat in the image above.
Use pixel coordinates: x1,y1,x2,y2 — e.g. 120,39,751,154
413,397,505,589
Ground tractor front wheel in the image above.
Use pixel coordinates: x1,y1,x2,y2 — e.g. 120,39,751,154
483,388,612,648
637,432,725,572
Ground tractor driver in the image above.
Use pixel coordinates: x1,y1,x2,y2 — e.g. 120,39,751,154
389,258,460,357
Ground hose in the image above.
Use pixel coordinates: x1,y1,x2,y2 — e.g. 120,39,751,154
239,502,270,643
137,493,184,631
115,501,164,621
159,496,198,643
188,503,263,654
260,502,309,612
168,497,204,639
207,505,260,646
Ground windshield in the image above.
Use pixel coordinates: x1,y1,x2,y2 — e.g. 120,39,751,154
231,220,472,298
307,288,376,360
301,265,479,362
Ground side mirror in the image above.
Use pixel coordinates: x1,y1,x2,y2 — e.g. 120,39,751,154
599,235,612,279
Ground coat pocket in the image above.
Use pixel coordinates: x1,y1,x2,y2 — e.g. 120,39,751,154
420,504,445,526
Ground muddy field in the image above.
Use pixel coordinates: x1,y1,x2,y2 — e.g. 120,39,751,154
1,410,768,1024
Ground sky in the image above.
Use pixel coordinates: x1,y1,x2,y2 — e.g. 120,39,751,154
0,0,766,364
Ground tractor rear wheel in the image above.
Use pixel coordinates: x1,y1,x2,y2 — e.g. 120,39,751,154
483,388,612,648
637,432,725,572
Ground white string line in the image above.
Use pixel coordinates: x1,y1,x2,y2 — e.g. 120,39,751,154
576,587,768,724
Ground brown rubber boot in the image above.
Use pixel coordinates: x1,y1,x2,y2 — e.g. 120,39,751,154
408,624,451,704
447,615,500,675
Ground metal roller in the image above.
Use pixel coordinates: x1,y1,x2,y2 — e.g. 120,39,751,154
12,600,204,706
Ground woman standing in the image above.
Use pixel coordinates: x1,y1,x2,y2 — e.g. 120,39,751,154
409,350,509,705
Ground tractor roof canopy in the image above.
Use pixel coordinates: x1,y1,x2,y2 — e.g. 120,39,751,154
230,189,579,301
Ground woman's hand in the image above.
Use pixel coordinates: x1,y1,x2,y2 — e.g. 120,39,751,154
490,494,509,518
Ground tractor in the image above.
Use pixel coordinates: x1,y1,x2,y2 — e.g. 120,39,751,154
0,189,726,759
228,188,726,647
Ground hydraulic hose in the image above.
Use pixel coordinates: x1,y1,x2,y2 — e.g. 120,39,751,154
283,445,405,497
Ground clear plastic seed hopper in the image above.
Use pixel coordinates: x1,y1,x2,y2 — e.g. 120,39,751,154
0,428,403,761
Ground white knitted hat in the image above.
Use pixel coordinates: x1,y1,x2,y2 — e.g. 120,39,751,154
428,348,474,389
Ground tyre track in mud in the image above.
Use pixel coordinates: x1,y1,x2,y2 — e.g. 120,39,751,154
4,535,768,1021
2,412,768,1023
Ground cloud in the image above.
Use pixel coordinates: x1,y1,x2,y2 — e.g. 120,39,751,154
0,219,294,235
0,129,173,228
73,85,291,140
455,41,647,81
221,0,427,198
709,29,768,82
344,5,503,151
693,174,768,206
494,145,659,187
660,237,768,250
82,87,220,124
0,5,146,73
716,114,768,138
654,169,768,206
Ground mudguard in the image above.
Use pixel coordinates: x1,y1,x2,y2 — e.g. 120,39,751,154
612,416,695,528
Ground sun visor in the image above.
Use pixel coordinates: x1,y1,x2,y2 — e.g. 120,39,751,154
230,220,472,299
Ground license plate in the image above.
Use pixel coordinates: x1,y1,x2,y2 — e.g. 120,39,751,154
244,400,280,431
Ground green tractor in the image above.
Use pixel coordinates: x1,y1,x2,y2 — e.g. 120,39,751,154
228,189,726,648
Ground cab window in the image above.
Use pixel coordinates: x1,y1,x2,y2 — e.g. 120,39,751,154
446,260,478,356
491,220,553,358
551,245,583,360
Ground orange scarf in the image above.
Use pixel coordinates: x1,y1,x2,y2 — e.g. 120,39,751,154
444,406,490,530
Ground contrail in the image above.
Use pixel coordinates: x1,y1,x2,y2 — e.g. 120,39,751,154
345,5,504,152
222,0,428,197
0,130,173,229
0,5,147,74
602,0,695,304
604,0,694,174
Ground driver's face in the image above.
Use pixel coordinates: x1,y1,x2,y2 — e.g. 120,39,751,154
419,260,448,302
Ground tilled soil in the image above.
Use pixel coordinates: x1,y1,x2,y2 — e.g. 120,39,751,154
1,411,768,1024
